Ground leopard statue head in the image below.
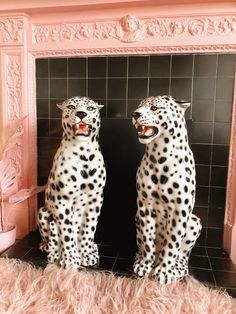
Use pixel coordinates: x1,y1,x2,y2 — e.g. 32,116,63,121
132,95,190,144
57,96,103,142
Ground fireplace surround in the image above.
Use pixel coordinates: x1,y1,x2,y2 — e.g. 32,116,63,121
0,0,236,262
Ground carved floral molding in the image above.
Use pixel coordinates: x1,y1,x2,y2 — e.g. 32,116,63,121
0,17,25,45
33,14,236,44
5,55,23,179
7,56,22,120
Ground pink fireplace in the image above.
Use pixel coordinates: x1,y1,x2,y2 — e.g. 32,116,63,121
0,0,236,262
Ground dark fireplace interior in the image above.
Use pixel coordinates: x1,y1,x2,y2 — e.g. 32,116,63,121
36,53,235,254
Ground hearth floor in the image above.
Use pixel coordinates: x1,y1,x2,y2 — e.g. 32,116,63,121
1,230,236,298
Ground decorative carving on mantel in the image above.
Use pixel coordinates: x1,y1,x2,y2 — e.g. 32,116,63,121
7,56,21,120
32,44,236,57
33,14,236,44
5,55,23,180
0,17,25,45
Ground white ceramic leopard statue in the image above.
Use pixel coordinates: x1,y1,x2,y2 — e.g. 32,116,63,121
38,96,106,269
132,95,202,284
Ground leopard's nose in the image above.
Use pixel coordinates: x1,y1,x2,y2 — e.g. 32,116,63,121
76,111,87,119
132,111,141,120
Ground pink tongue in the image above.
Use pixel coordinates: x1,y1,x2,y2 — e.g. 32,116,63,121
141,126,152,136
77,123,87,133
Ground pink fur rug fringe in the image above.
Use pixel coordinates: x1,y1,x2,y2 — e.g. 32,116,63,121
0,258,235,314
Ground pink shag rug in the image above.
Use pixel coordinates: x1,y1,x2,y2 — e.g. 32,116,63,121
0,258,235,314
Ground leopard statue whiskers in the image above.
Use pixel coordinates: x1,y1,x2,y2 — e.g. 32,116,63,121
132,95,202,284
38,96,106,269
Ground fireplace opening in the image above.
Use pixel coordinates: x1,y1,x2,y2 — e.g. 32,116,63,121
36,53,235,252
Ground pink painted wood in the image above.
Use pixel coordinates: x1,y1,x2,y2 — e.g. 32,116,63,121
0,0,236,262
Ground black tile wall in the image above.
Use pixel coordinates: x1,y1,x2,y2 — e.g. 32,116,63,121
36,54,236,249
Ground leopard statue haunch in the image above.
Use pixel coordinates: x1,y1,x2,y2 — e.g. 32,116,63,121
38,96,106,269
132,95,202,284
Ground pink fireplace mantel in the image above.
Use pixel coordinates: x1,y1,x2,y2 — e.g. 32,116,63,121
0,0,236,261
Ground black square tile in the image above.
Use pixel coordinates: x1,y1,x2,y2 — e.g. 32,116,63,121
207,247,229,258
209,187,226,208
170,78,192,100
195,186,209,207
210,257,236,272
98,256,116,271
171,55,193,77
19,230,42,248
37,99,49,118
149,78,169,96
68,78,87,97
37,155,53,177
107,99,126,118
36,59,49,78
22,247,47,267
108,78,127,99
99,245,119,258
128,56,149,77
36,78,49,99
210,166,228,187
50,79,67,98
213,122,231,145
38,137,60,157
127,99,141,118
50,119,62,138
192,144,211,164
88,57,106,77
194,55,217,77
215,100,233,123
112,257,133,274
193,207,208,228
192,99,214,122
108,57,127,78
1,243,31,258
225,288,236,298
50,99,63,118
196,165,210,186
49,58,67,78
191,246,207,256
216,78,234,101
206,228,223,248
150,55,171,77
189,267,215,285
192,122,213,144
212,145,229,166
37,119,50,137
68,57,86,78
88,79,106,99
217,54,236,77
193,77,216,100
189,255,211,269
207,207,225,228
128,78,148,99
214,271,236,288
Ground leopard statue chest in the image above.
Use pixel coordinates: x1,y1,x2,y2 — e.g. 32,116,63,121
132,95,202,284
38,96,106,269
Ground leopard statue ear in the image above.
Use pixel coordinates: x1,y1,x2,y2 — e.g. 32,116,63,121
57,102,64,110
96,103,104,110
175,98,191,110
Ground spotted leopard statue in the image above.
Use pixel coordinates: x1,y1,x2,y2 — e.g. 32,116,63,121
132,95,202,284
38,96,106,269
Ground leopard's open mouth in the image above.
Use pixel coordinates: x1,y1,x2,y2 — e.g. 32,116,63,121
73,122,92,136
135,124,159,139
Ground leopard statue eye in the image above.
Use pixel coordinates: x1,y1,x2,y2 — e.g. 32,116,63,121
87,106,96,111
67,105,75,110
151,105,158,111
